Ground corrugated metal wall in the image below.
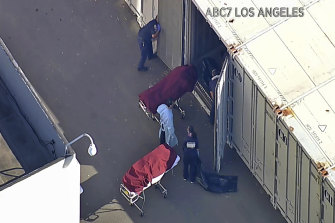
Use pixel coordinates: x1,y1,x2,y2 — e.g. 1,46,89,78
225,58,335,223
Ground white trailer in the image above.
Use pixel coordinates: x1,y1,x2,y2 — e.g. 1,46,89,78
190,0,335,222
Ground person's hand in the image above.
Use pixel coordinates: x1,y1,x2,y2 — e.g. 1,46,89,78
210,91,214,99
152,33,159,39
152,24,161,39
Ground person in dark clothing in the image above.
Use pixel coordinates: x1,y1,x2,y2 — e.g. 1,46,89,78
209,69,220,124
182,125,199,183
137,17,161,71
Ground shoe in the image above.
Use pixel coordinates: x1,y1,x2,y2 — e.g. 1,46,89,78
137,66,148,72
183,178,187,181
190,181,195,184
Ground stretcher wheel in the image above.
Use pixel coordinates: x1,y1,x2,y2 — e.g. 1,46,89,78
140,212,144,217
163,193,167,198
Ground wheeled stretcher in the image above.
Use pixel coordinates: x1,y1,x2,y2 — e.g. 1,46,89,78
138,65,198,122
120,144,180,216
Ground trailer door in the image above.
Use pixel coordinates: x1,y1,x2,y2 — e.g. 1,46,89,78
214,58,228,171
125,0,158,27
125,0,142,21
231,61,243,153
157,0,183,68
286,134,298,223
142,0,158,24
264,103,276,198
309,164,321,223
276,121,289,215
322,180,335,223
254,89,265,183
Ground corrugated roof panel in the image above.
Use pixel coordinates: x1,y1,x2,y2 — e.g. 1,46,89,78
192,0,239,46
219,0,270,42
284,114,326,163
250,0,303,25
223,14,269,43
307,0,335,47
233,52,282,103
299,0,320,7
327,171,335,186
245,30,315,102
292,90,335,163
319,81,335,111
275,13,335,86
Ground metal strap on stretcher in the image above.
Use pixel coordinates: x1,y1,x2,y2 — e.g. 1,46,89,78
120,180,167,217
138,100,159,122
138,99,186,122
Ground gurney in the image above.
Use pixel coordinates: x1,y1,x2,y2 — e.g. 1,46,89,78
138,65,197,122
120,144,180,216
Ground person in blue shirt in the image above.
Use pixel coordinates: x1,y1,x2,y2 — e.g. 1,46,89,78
182,125,199,183
137,17,161,72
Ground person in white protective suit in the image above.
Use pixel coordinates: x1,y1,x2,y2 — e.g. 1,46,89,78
157,98,178,147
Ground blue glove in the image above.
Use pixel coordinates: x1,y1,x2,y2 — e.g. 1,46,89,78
157,24,161,32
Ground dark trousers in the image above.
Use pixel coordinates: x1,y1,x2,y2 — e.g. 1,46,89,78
183,151,198,182
147,40,153,59
137,37,153,69
160,130,166,144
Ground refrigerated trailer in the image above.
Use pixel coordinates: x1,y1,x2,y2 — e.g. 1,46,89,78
127,0,335,222
215,55,335,223
200,1,335,223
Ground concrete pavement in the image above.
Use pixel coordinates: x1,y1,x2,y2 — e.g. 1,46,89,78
0,0,285,222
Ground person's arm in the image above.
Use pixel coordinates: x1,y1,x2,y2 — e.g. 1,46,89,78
210,91,214,99
152,33,159,39
182,140,187,152
151,24,161,39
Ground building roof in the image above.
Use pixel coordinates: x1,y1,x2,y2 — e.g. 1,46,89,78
0,78,52,187
193,0,335,184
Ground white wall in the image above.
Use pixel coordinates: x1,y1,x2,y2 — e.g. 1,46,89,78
0,156,80,223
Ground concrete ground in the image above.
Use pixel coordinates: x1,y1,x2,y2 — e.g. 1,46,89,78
0,0,286,222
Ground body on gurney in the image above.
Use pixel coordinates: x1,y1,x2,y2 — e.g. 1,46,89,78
120,144,180,216
139,65,197,121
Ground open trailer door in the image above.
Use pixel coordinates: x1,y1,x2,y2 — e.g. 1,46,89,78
125,0,158,27
214,58,229,172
